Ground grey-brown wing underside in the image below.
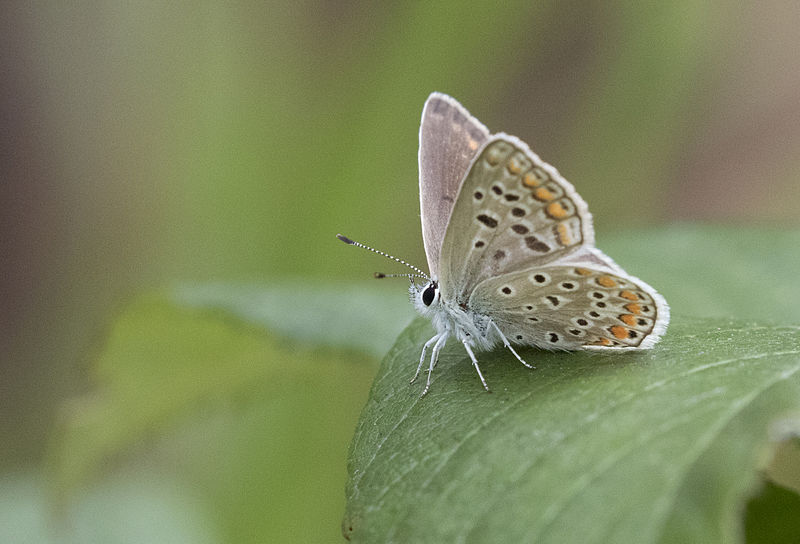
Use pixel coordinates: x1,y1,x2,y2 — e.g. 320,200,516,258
419,93,490,278
469,263,670,350
438,135,595,305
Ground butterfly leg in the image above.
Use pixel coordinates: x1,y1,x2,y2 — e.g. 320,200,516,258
411,333,442,384
420,333,448,397
491,321,534,369
461,341,490,392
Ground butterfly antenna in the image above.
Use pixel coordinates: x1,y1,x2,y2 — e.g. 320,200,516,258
337,234,430,280
374,272,428,281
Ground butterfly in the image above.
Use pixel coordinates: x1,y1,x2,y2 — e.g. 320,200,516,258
339,92,669,396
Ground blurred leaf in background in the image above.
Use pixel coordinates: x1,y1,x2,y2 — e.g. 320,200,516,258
1,1,799,543
45,292,391,543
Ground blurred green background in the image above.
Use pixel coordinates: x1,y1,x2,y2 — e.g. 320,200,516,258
2,2,800,542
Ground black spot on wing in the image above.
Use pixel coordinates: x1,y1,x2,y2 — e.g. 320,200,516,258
511,224,529,234
525,236,550,252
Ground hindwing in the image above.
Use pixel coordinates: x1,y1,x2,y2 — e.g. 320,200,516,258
469,263,669,350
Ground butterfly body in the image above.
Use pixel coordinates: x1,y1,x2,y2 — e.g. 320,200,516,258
410,281,498,352
341,92,669,395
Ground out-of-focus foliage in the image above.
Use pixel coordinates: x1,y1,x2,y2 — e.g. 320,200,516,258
46,295,383,543
2,2,800,543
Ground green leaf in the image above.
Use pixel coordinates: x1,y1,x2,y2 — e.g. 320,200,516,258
47,290,389,543
343,316,800,543
171,281,414,358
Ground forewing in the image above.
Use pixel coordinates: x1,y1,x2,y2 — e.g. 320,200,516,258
419,93,490,278
438,135,594,305
468,263,669,350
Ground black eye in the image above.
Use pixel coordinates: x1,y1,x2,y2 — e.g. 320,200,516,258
422,285,436,306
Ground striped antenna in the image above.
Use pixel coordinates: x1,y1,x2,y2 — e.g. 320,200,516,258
337,234,430,280
374,272,428,281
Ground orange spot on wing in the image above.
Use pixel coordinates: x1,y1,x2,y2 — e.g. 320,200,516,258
625,302,642,314
619,314,636,326
610,325,628,339
523,172,540,187
575,267,592,276
620,290,639,301
533,187,554,201
597,276,617,288
507,159,521,174
557,223,572,245
592,337,612,346
468,139,479,151
546,201,569,219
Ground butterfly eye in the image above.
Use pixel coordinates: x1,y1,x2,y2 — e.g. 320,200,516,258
422,284,437,306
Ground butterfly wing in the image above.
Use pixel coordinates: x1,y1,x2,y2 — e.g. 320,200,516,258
468,259,670,349
425,95,669,350
419,93,490,278
437,134,594,305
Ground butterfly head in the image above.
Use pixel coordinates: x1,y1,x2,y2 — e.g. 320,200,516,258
411,278,442,316
421,281,439,306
